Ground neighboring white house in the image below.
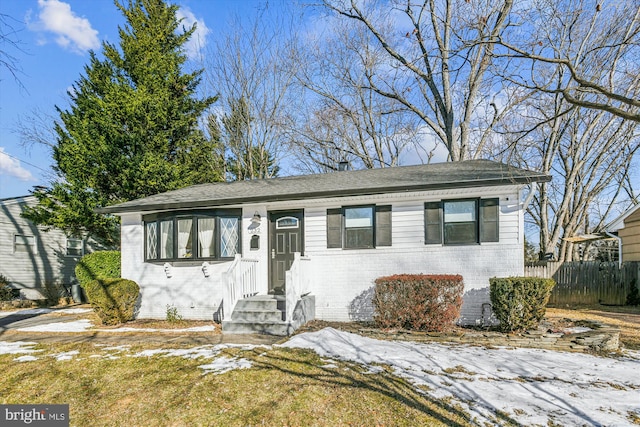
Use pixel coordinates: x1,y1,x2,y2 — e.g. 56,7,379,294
100,160,550,332
0,195,97,299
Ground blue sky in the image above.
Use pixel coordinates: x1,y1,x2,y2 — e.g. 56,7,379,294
0,0,269,199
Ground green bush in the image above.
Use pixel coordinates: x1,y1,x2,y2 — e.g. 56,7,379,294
373,274,464,332
75,251,121,287
42,282,66,306
83,278,139,325
489,277,555,332
0,274,14,301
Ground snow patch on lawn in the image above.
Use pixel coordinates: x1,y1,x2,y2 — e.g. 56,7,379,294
16,319,93,332
14,355,39,362
198,356,252,374
282,327,640,426
52,351,80,361
0,341,40,355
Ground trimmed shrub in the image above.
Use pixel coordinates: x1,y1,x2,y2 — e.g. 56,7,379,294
373,274,464,332
75,251,121,287
489,277,555,332
83,278,139,325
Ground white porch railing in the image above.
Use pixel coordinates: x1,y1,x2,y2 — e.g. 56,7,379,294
285,252,311,322
222,254,259,321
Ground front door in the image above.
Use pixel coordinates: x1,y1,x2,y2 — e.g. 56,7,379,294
269,210,304,294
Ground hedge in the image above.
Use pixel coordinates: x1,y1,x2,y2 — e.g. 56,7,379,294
83,278,139,325
75,251,121,287
489,277,555,332
373,274,464,332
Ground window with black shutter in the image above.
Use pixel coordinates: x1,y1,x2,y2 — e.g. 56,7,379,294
424,198,500,245
326,205,392,249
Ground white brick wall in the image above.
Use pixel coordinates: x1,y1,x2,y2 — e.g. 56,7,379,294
119,185,526,324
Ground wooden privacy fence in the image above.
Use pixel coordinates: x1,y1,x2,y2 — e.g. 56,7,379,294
524,261,639,306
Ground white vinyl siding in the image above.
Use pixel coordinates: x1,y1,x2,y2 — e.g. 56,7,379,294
0,197,100,292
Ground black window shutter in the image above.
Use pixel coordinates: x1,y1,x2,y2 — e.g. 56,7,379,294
424,202,442,244
480,198,499,242
326,208,342,248
375,205,392,247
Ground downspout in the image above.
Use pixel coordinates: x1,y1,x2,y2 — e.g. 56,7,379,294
604,231,623,268
520,182,538,209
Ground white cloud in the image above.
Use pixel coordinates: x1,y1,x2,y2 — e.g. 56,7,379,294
29,0,100,53
0,148,35,181
177,7,209,60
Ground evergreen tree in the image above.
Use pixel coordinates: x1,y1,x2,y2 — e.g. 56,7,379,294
24,0,219,246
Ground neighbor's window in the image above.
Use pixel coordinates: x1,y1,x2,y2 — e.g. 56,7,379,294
144,210,240,262
326,205,392,249
425,198,499,245
66,238,84,257
14,234,36,254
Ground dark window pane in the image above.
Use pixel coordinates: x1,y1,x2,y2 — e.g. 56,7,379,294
375,205,392,247
424,202,442,244
345,228,374,249
444,222,477,244
480,198,499,242
326,208,342,248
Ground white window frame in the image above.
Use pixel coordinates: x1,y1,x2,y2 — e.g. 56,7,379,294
14,234,37,254
66,238,84,257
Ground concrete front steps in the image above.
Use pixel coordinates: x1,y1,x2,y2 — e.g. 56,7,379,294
222,294,315,336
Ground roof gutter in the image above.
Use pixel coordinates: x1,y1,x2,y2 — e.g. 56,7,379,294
98,175,551,215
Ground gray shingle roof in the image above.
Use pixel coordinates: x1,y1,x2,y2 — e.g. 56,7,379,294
99,159,551,214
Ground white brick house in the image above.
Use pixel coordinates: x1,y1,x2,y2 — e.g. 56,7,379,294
101,160,550,333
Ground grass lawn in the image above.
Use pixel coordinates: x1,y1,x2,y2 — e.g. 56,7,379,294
0,342,474,427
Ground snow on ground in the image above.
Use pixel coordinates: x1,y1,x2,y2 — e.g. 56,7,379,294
16,319,93,332
1,341,264,374
0,341,40,355
282,328,640,427
3,327,640,424
198,356,252,374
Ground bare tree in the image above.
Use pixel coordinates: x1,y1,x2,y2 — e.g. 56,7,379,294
289,16,422,172
498,0,640,122
503,81,639,262
0,13,25,89
202,4,301,180
317,0,522,161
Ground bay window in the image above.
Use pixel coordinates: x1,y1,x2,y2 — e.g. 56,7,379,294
144,210,240,262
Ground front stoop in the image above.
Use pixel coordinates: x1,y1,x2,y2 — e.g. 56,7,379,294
222,294,315,336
